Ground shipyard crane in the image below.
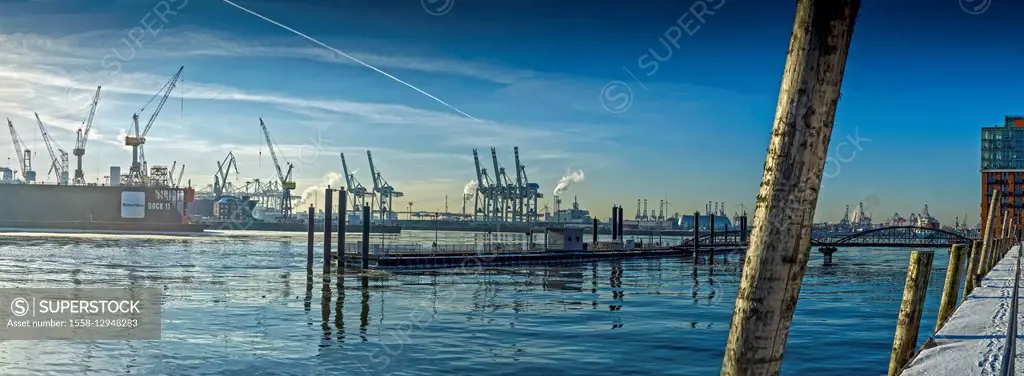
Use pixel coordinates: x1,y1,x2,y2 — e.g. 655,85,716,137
366,150,403,221
174,164,185,188
35,113,69,185
258,118,295,219
124,66,183,186
340,152,373,214
214,151,239,197
7,119,34,183
73,86,101,185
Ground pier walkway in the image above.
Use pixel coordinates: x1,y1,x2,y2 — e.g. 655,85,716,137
900,244,1023,376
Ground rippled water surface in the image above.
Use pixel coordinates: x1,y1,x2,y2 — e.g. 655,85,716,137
0,230,956,375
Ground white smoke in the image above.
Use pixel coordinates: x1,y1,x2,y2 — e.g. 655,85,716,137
463,179,478,195
553,169,585,196
296,172,345,209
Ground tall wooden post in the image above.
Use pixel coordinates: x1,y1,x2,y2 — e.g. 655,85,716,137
935,244,966,331
721,1,860,374
361,204,370,269
888,251,935,376
306,205,315,270
963,240,984,297
1001,210,1010,239
978,190,1000,278
323,188,333,276
338,188,347,272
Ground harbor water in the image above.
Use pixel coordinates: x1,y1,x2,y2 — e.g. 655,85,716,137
0,230,955,375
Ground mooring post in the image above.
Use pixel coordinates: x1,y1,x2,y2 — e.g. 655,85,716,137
323,187,333,276
1001,211,1010,239
721,1,860,374
819,247,837,265
306,205,315,270
936,244,967,332
709,213,716,265
611,206,618,241
963,240,984,297
361,204,370,270
888,250,935,376
592,218,598,244
978,190,1000,277
693,211,700,263
338,188,347,271
740,215,747,243
617,206,624,241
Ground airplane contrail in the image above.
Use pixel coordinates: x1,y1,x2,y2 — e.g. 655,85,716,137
220,0,480,122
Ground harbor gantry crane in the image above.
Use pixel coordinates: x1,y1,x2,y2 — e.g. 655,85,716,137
513,147,541,223
73,86,101,185
7,119,34,183
258,118,295,219
214,151,238,197
366,150,403,221
471,148,494,222
340,152,373,216
124,66,183,186
35,113,69,185
491,147,516,222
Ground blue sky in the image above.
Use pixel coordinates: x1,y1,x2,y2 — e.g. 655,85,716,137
0,0,1019,225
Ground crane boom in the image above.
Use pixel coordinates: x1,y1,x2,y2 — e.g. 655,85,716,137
138,66,183,140
367,150,381,190
7,119,30,181
76,86,102,150
257,118,294,219
258,118,292,186
35,112,67,184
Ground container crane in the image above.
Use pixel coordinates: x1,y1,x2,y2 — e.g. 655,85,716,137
73,86,101,185
7,119,34,183
258,118,295,219
340,152,373,214
366,150,403,221
124,66,183,186
471,148,490,221
35,113,69,185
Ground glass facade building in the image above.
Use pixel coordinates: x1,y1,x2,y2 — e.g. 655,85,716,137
980,116,1024,234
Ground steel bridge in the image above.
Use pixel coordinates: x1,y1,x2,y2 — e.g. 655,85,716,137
672,226,977,250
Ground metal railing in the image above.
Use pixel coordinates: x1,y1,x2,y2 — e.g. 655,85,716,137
999,241,1021,376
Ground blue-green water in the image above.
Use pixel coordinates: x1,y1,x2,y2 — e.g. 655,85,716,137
0,230,955,375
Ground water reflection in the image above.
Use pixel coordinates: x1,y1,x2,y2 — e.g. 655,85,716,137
0,233,934,375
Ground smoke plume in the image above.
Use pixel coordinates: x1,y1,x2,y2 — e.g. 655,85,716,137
463,179,477,195
553,169,585,196
296,172,345,209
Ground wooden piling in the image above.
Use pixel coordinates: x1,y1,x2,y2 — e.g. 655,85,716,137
692,211,700,263
592,218,599,244
324,188,333,276
338,188,346,272
1001,211,1010,239
979,190,1000,277
306,205,315,270
361,204,370,269
888,250,935,376
617,206,624,240
935,244,967,332
721,1,860,374
611,206,618,241
963,240,984,297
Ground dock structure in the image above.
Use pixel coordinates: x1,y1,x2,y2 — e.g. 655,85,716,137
897,243,1021,375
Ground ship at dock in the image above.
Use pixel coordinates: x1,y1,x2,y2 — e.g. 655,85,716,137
0,70,203,234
